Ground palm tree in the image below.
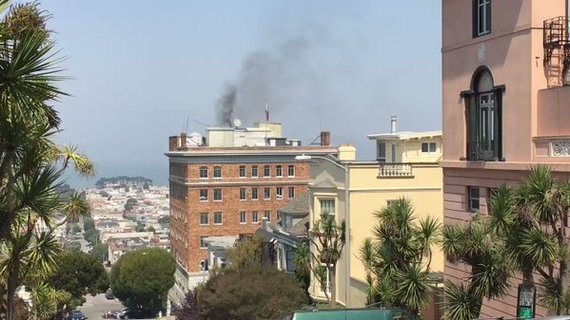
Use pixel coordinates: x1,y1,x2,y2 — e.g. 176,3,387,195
360,198,440,318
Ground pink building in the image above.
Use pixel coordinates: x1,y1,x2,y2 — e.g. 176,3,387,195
443,0,570,318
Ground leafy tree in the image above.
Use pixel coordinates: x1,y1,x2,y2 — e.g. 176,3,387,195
442,214,512,320
359,198,441,317
135,223,145,232
84,228,100,245
124,197,137,211
49,251,109,302
90,243,109,263
0,2,94,319
146,226,156,233
296,212,345,307
110,248,175,318
83,216,95,232
227,235,262,270
172,289,201,320
63,241,82,252
198,266,308,320
70,223,81,234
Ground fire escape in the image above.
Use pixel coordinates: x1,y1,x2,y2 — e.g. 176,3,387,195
544,16,570,87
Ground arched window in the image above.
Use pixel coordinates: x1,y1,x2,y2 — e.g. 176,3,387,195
465,67,503,161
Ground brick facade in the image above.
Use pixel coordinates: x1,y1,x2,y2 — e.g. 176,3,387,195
169,158,316,272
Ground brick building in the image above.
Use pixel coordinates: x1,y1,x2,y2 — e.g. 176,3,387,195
166,122,338,305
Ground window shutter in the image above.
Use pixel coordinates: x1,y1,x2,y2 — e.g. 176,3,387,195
494,89,502,160
472,0,478,38
468,96,478,158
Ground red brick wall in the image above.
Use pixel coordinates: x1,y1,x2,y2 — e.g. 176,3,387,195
170,161,311,272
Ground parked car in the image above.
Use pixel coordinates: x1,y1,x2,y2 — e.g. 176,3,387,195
69,310,87,320
105,288,115,300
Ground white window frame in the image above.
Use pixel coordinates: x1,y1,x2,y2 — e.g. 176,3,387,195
239,211,247,224
213,166,222,179
276,187,283,200
199,189,208,202
251,188,259,201
276,165,283,178
239,165,246,178
288,187,295,199
377,142,386,162
214,212,223,225
288,165,295,177
199,213,209,226
213,189,223,202
421,142,439,154
252,211,259,224
320,199,336,216
199,167,208,180
477,0,491,36
239,188,247,201
263,165,271,178
264,187,271,200
264,210,271,222
468,187,480,213
251,165,259,178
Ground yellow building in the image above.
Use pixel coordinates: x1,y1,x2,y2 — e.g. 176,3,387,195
302,117,443,308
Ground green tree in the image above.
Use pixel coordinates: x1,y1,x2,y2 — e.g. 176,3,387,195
63,241,82,252
227,235,262,270
83,216,95,232
198,266,308,320
300,212,345,307
84,228,100,245
110,248,175,318
146,226,156,233
70,223,81,234
359,198,440,317
0,2,94,319
49,251,108,302
124,198,137,211
90,243,109,263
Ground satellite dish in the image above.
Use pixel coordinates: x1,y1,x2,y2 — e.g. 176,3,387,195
233,118,242,128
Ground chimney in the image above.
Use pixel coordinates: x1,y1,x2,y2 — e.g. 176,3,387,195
180,132,187,148
320,131,331,146
390,116,397,134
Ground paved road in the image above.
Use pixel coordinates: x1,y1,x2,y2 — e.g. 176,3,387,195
78,293,124,319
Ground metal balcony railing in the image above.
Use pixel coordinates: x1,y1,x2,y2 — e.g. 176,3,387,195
378,163,413,178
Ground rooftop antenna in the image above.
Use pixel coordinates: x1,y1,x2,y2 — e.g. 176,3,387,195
265,99,269,122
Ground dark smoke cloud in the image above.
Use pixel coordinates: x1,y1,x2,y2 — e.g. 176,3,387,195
215,28,329,127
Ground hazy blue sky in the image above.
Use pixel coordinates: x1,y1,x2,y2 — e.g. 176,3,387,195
36,1,441,187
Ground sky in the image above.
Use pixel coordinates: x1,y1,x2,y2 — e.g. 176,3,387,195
34,1,442,188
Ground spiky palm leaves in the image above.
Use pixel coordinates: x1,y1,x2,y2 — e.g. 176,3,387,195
359,198,440,317
442,165,570,319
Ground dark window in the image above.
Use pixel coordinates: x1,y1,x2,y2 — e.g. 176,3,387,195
252,165,258,178
473,0,491,37
288,165,295,177
252,211,259,223
288,187,295,199
264,165,271,177
200,213,209,225
264,187,271,200
214,212,223,224
240,188,247,200
240,211,247,224
377,142,386,162
466,69,502,161
468,187,480,212
214,189,223,201
421,142,438,153
169,182,187,201
213,166,222,179
276,187,283,200
276,165,283,177
199,189,208,201
264,210,271,222
252,188,259,200
199,167,208,179
239,166,246,178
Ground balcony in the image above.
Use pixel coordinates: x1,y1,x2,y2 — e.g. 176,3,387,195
467,141,499,162
378,163,413,178
544,16,570,88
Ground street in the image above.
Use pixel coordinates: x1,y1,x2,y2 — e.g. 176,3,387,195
78,293,124,319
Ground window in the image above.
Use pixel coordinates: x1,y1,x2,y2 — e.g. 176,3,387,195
264,187,271,200
252,188,259,200
199,167,208,179
473,0,491,37
468,187,480,212
239,166,246,178
252,166,258,178
199,189,208,202
288,187,295,199
252,211,259,223
377,142,386,162
240,188,247,200
421,142,437,154
213,189,223,201
264,210,271,222
277,211,281,220
169,182,187,201
264,165,271,177
276,165,283,177
214,212,223,225
213,166,222,179
199,213,209,225
288,165,295,177
320,199,335,215
200,236,207,249
240,211,247,224
466,68,502,161
276,187,283,200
